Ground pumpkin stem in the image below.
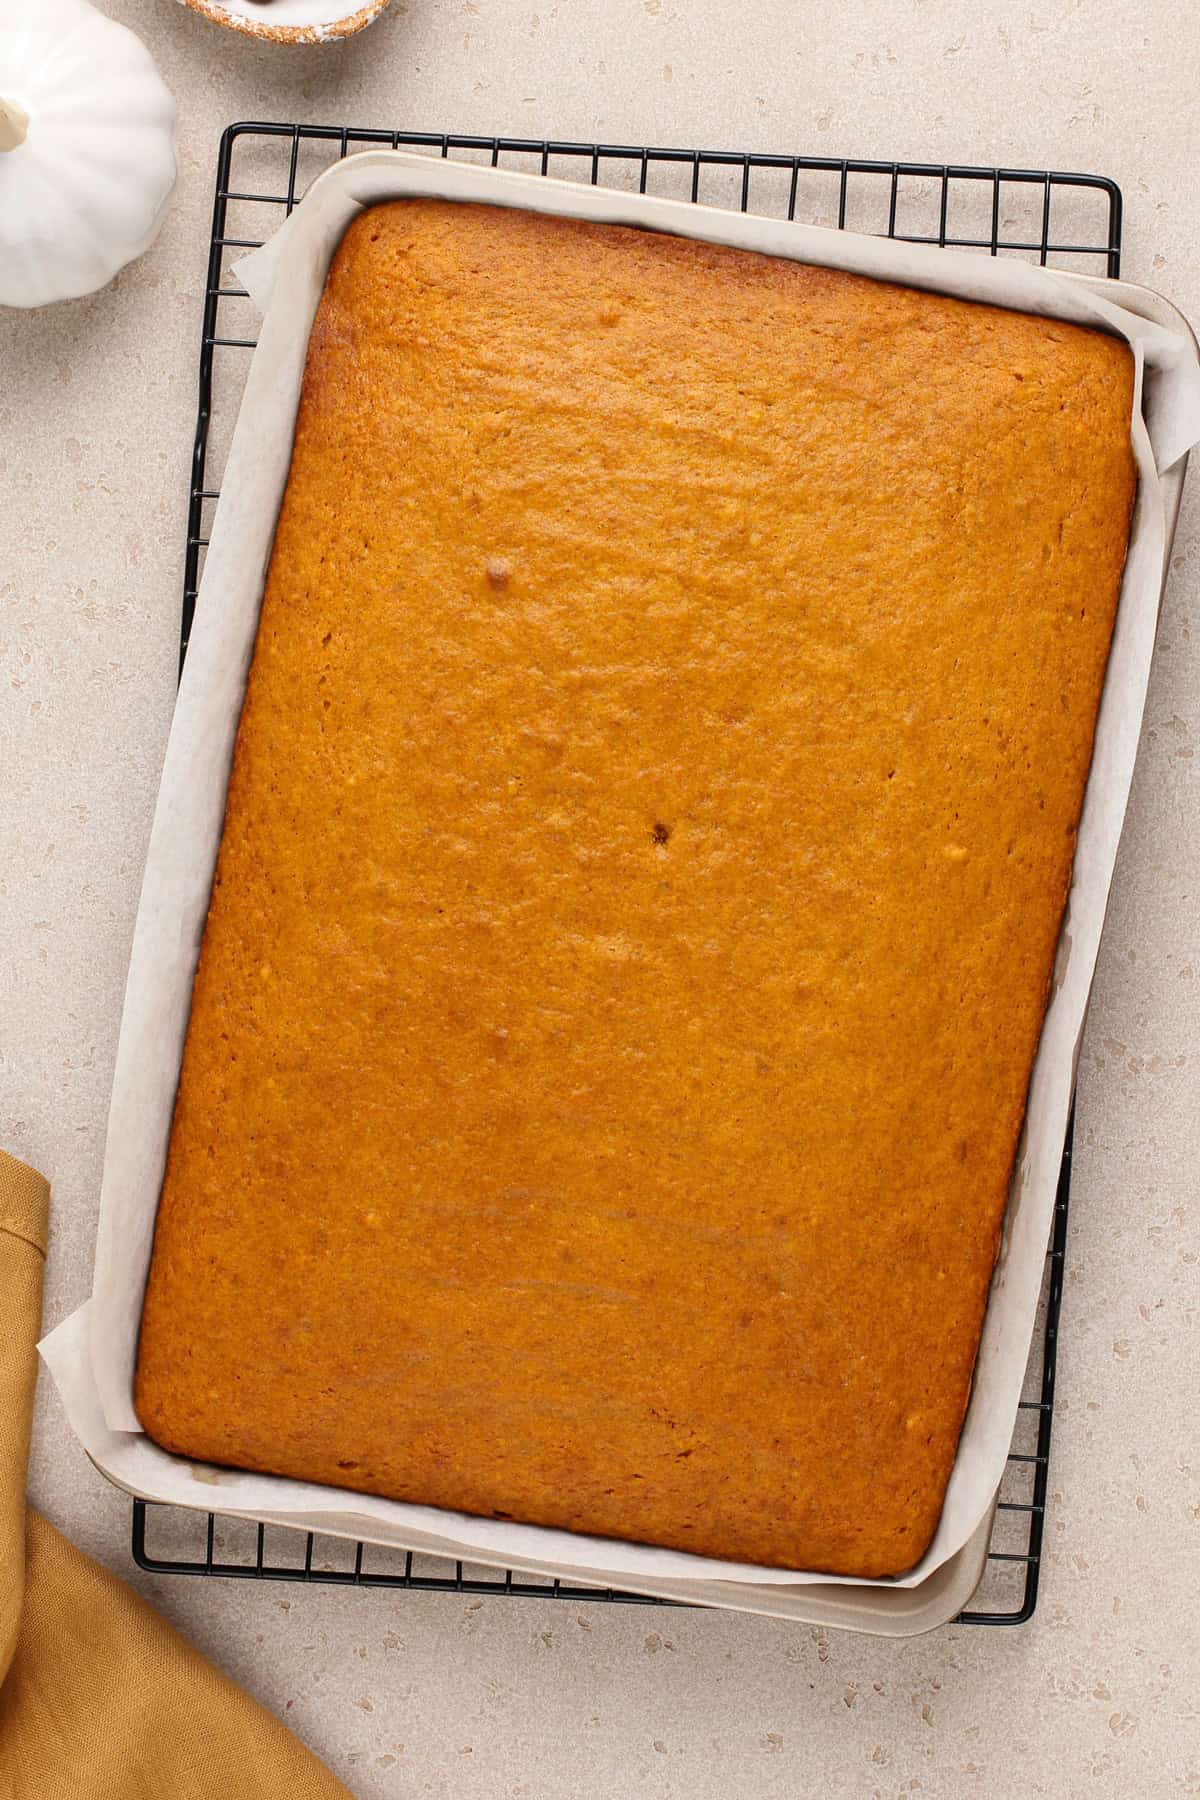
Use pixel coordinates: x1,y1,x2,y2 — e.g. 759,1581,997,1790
0,98,29,153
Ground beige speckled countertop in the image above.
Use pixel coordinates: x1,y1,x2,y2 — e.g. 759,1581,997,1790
3,2,1199,1794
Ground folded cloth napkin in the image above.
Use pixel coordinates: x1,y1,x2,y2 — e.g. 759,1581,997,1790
0,1149,351,1799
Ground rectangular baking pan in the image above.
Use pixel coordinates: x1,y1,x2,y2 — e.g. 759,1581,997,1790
49,132,1196,1635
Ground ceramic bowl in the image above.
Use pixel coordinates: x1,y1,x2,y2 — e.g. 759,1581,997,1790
177,0,394,45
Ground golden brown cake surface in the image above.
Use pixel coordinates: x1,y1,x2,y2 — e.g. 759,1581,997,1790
134,200,1134,1577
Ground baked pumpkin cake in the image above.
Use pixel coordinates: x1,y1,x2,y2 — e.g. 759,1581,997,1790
134,198,1135,1577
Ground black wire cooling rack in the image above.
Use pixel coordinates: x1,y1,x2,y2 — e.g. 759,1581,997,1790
135,121,1122,1627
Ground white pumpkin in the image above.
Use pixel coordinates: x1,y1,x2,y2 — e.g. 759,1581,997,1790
0,0,177,308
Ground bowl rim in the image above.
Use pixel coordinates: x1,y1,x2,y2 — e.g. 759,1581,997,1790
179,0,393,43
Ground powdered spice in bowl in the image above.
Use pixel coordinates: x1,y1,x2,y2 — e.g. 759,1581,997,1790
175,0,394,45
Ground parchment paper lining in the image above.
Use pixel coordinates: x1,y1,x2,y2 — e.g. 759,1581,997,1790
41,153,1200,1602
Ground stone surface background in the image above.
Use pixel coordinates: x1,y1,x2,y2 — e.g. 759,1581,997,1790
2,3,1197,1794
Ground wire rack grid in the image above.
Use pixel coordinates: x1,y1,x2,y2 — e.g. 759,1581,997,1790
139,121,1121,1627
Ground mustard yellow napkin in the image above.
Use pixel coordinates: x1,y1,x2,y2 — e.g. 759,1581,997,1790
0,1149,351,1799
